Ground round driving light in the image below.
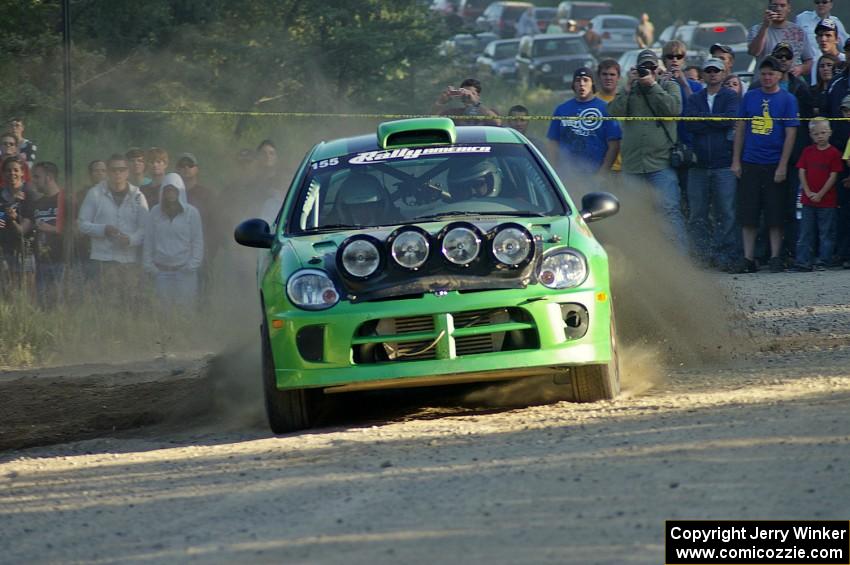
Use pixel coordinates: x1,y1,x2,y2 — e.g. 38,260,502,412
492,226,532,266
442,226,481,266
538,250,588,289
341,238,380,278
391,229,430,270
541,63,552,73
286,269,340,310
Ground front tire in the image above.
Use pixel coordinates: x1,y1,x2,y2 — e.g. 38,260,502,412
261,321,320,433
571,312,620,402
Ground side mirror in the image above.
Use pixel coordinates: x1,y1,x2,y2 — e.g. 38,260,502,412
234,218,275,249
579,192,620,223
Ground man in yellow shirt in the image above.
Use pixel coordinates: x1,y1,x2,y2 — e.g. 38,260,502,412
596,59,623,173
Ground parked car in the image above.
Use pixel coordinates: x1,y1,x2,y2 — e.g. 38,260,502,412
533,7,559,33
235,117,622,433
556,1,611,29
477,38,522,80
589,14,639,56
516,33,597,89
440,32,501,68
430,0,460,16
729,42,756,74
655,21,747,54
476,1,534,38
457,0,492,23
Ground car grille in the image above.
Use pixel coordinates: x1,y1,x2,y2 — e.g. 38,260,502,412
351,308,538,364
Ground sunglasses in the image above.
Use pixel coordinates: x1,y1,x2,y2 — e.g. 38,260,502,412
704,68,723,73
815,0,831,4
108,166,129,173
664,54,685,60
774,53,793,60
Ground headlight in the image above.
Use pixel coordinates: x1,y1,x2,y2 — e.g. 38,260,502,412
492,225,533,267
538,250,588,289
541,63,552,73
339,237,381,278
442,226,481,266
390,228,430,270
286,269,340,310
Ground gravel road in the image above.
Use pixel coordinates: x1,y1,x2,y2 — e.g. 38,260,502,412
1,270,849,564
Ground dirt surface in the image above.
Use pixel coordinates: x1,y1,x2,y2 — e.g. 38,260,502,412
1,271,850,564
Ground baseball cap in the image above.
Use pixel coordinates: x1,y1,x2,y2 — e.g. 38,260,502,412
636,49,659,67
759,55,784,71
841,94,850,109
816,18,838,34
702,58,725,71
177,152,198,166
573,67,594,82
710,43,733,55
771,42,794,58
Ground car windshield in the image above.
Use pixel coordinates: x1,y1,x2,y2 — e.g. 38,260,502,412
493,42,520,59
289,144,567,233
503,6,528,20
534,8,557,20
693,25,746,49
533,37,587,57
602,17,637,29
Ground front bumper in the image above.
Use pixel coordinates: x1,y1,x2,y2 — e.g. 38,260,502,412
265,284,613,391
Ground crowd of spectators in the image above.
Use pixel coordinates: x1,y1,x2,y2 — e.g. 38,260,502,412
0,121,284,309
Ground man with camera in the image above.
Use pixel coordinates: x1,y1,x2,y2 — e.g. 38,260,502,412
432,78,500,126
608,49,687,252
748,0,814,78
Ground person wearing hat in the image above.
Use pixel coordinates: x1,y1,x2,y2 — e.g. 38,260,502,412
176,152,218,269
810,17,846,84
748,0,814,78
546,67,621,175
731,56,801,273
609,49,688,252
824,38,850,118
683,58,741,271
796,0,847,69
710,44,735,75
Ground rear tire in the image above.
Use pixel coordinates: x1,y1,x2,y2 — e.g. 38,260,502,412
571,312,620,402
261,321,320,434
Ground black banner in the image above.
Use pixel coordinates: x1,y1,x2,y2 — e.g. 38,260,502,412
666,520,850,564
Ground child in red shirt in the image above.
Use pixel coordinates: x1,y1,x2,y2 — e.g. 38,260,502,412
792,118,844,271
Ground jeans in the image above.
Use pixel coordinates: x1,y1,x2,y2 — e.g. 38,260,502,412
837,175,850,259
154,270,198,308
35,262,65,308
796,206,836,266
625,168,688,253
686,167,739,266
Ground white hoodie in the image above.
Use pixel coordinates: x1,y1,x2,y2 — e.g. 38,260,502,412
143,173,204,273
78,180,148,263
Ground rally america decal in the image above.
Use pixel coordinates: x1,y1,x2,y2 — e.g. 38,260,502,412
349,145,492,165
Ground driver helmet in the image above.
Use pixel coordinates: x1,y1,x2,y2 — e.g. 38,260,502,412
447,158,502,198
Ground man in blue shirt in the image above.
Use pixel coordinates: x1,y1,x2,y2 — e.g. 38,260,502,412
546,68,621,176
732,56,800,273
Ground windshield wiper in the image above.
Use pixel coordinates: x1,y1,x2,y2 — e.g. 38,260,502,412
307,223,364,232
414,211,548,221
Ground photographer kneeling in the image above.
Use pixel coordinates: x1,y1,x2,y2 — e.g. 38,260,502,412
608,49,687,253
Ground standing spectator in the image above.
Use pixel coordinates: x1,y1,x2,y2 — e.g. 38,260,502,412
684,58,740,270
77,154,148,283
710,44,736,74
0,133,31,187
143,173,203,308
126,148,150,189
723,74,744,97
6,118,36,168
140,147,169,208
824,39,850,118
516,7,537,37
731,56,800,273
0,156,33,288
176,152,219,287
254,140,286,225
837,95,850,268
88,160,107,186
748,0,814,78
635,13,654,49
506,105,544,149
684,66,702,84
812,54,840,113
796,0,847,69
584,22,602,55
609,50,687,250
810,18,845,84
596,60,623,173
28,162,66,306
546,68,621,176
790,118,843,270
432,78,500,126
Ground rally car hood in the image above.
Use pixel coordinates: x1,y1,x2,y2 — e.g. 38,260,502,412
281,216,575,302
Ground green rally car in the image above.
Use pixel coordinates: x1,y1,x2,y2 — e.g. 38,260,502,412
235,117,621,433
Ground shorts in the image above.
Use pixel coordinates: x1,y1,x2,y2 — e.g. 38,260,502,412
737,162,787,228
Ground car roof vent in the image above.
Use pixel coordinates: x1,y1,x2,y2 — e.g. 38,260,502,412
378,118,457,149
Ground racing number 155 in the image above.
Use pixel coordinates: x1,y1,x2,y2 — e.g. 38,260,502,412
311,158,339,170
